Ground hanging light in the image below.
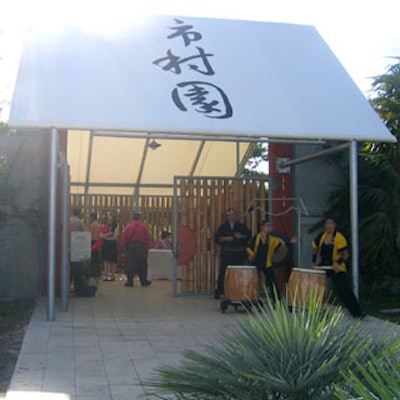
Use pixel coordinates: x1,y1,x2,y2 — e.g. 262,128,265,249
148,139,161,150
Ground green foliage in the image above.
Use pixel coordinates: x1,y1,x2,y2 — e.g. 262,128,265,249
0,123,13,220
335,343,400,400
0,122,15,137
144,294,395,400
316,151,400,285
241,142,268,179
81,258,101,282
368,57,400,169
360,294,400,324
316,58,400,289
357,153,400,279
0,122,16,180
0,122,10,171
0,299,36,321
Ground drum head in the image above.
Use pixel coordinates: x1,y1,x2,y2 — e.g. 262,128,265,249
227,265,256,270
271,231,293,267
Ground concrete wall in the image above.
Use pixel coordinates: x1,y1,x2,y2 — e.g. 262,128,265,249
292,143,347,268
0,130,48,299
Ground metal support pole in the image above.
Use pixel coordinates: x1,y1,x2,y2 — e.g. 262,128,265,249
236,142,240,177
280,142,350,168
61,156,69,311
47,128,58,321
172,177,178,297
350,140,359,299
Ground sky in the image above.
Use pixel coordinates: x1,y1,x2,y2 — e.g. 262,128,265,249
1,0,400,122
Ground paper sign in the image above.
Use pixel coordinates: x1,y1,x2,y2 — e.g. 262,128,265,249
71,231,91,262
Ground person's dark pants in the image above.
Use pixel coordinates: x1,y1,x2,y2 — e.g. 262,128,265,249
70,261,84,291
216,251,247,296
259,266,281,302
125,241,149,285
330,272,363,317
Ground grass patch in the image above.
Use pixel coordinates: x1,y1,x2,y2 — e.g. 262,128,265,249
0,298,36,396
360,294,400,324
0,299,35,322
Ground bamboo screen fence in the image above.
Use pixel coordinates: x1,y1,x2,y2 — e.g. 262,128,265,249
176,177,268,294
70,177,268,295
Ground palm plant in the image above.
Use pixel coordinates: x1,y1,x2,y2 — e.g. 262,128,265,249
335,342,400,400
368,58,400,169
316,58,400,289
322,151,400,287
358,153,400,278
144,293,396,400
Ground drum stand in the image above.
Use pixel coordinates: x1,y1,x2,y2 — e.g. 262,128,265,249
220,298,263,313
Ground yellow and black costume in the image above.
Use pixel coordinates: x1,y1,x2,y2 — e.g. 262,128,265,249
312,230,364,318
247,232,282,301
312,231,348,274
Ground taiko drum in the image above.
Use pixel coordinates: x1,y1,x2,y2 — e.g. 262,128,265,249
287,268,327,307
224,265,260,301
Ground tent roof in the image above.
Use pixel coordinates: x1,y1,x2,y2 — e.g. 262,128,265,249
9,14,394,143
8,15,395,196
67,129,254,195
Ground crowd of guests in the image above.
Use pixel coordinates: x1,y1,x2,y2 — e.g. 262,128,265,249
70,207,172,290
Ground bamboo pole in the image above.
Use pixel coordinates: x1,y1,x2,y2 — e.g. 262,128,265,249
179,179,187,291
210,179,216,292
187,179,195,292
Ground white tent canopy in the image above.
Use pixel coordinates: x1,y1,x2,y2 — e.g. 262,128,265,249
10,14,394,142
9,14,395,196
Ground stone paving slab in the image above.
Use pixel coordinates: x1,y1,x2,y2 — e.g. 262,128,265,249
5,280,241,400
5,279,400,400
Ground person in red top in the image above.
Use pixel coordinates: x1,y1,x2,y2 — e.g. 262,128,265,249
120,212,153,287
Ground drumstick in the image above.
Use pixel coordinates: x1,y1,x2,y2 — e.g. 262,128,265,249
312,265,333,270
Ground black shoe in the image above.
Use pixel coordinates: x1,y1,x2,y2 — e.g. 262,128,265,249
141,280,152,287
214,291,221,300
354,312,367,320
125,281,133,287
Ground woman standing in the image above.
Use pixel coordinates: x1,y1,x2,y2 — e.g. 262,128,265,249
312,216,364,318
247,220,295,302
101,214,119,281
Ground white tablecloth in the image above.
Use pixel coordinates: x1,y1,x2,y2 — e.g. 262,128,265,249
147,249,181,280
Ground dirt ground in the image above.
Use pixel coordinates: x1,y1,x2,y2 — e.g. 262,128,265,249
0,299,36,397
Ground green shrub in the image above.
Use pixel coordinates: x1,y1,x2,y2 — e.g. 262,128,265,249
144,292,397,400
335,343,400,400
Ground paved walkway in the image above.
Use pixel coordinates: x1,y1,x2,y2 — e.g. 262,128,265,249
5,278,400,400
5,279,243,400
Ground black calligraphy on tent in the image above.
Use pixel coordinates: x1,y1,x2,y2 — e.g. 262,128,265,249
153,19,233,119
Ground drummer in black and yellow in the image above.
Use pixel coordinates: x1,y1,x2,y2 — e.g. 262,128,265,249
247,220,287,302
312,215,364,318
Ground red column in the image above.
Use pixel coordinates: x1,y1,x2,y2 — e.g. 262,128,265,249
56,129,68,296
58,129,68,152
268,143,294,238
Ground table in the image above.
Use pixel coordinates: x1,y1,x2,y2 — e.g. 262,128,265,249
147,249,181,280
